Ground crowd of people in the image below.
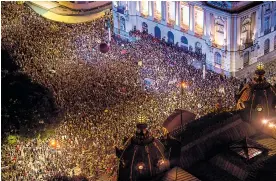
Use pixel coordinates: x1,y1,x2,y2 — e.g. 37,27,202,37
1,2,275,181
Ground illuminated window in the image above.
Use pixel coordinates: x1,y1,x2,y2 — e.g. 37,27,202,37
180,2,189,29
215,18,225,46
194,6,203,34
141,1,149,16
154,1,162,20
167,1,175,24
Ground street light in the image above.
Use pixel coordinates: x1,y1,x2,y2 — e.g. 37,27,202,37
262,119,268,125
268,123,275,128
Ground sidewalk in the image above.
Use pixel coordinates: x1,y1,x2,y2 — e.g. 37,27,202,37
26,1,111,24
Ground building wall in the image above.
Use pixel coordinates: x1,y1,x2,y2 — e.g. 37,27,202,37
112,1,276,76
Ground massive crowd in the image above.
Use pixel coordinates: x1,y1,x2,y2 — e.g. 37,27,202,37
1,2,275,181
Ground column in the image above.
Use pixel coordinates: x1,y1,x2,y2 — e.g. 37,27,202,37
189,4,194,34
151,1,154,18
162,1,166,22
256,6,261,38
261,5,264,35
210,13,215,41
227,17,231,51
175,2,179,26
178,2,181,27
149,1,152,17
203,8,207,36
205,11,210,38
224,17,227,44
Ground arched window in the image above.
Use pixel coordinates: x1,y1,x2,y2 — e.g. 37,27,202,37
264,38,270,54
274,36,276,50
168,31,174,44
214,52,222,66
181,36,188,45
195,42,202,54
142,22,148,33
180,36,188,51
154,26,161,39
120,17,126,31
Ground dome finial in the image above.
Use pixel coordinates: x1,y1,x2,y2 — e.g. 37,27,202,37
256,62,264,71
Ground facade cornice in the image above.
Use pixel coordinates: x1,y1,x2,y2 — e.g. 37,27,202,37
204,1,263,14
237,3,261,17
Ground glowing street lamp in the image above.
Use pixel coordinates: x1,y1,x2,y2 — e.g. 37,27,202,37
137,162,145,172
262,119,268,125
268,123,275,128
50,139,57,147
180,82,188,89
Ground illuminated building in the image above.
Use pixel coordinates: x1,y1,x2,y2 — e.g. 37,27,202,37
112,1,276,76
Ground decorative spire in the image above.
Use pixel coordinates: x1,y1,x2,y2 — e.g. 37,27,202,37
137,115,147,124
254,62,266,83
256,62,264,71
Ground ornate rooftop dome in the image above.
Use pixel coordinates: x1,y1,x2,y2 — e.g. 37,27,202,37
116,122,169,181
237,63,276,124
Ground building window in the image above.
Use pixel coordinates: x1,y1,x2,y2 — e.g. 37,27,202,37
241,18,251,44
180,2,189,30
181,36,188,45
214,52,222,66
195,42,202,54
154,26,161,39
168,31,174,44
243,51,249,67
265,3,271,13
120,16,126,31
194,6,204,35
141,1,149,16
154,1,162,20
264,16,271,35
264,38,270,54
180,36,188,51
274,12,276,27
215,18,225,46
274,36,276,50
167,1,175,25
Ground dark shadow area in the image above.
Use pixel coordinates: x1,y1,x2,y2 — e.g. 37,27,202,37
255,155,276,181
48,175,89,181
1,49,59,138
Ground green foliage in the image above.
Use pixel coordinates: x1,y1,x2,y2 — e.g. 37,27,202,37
16,1,24,5
7,135,18,145
40,128,55,141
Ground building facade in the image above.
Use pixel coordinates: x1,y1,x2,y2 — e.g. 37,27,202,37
112,1,276,76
